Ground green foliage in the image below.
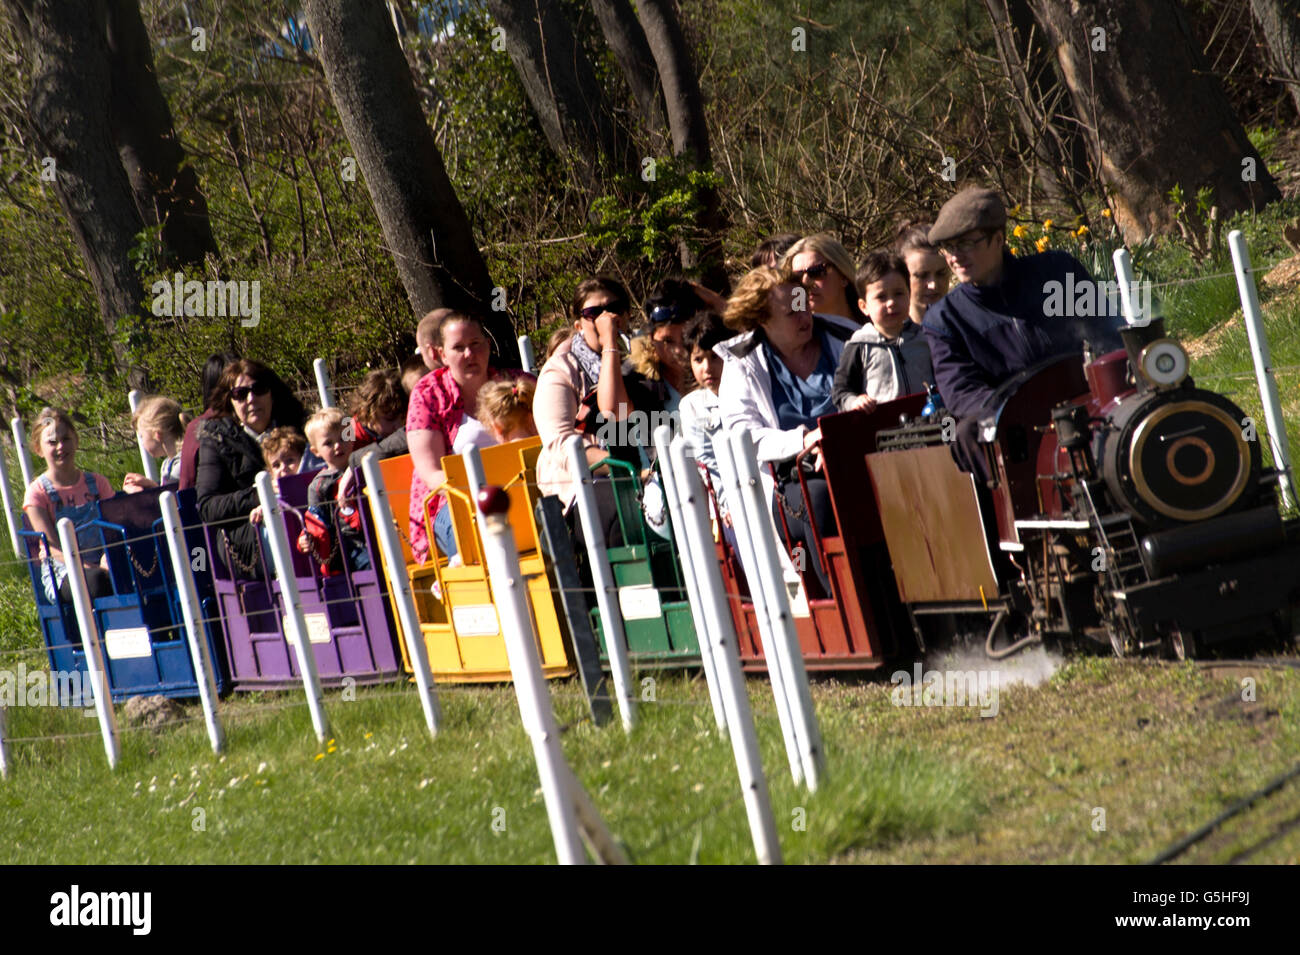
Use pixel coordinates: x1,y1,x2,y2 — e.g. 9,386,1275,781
589,158,723,266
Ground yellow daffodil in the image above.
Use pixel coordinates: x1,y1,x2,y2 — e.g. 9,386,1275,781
1076,225,1090,237
1012,224,1029,239
1035,237,1049,253
314,753,325,761
1042,219,1054,230
1009,203,1022,217
1101,208,1113,219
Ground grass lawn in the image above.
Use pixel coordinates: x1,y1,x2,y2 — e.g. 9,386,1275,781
1,656,1296,864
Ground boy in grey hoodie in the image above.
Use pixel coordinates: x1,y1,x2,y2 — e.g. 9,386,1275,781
832,251,934,412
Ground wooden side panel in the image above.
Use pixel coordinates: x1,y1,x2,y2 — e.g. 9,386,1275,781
866,445,997,603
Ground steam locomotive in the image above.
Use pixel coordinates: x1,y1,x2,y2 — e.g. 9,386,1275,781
864,318,1300,660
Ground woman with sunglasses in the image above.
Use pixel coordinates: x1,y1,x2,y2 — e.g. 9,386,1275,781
194,359,309,574
535,276,658,546
781,233,866,325
715,266,859,599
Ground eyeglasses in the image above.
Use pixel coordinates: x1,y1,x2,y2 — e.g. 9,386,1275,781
938,232,994,255
790,262,831,283
580,302,628,320
231,382,271,403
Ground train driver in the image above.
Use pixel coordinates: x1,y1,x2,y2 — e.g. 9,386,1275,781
922,187,1123,480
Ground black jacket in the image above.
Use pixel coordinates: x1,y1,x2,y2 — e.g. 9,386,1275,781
195,416,267,573
923,249,1123,418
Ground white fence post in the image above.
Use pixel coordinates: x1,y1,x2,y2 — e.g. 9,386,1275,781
57,518,120,769
1227,231,1296,510
360,454,442,738
564,436,635,733
1112,248,1144,326
653,426,726,735
255,472,330,743
729,430,823,790
159,491,224,754
0,438,23,558
710,431,803,786
518,335,536,376
477,485,587,864
10,417,33,489
0,703,10,779
667,438,782,864
127,390,160,483
313,358,335,409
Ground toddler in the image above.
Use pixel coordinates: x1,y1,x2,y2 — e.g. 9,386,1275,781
298,408,369,574
124,395,192,490
832,251,934,413
475,378,538,444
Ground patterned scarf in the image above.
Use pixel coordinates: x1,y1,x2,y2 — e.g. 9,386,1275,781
569,332,605,395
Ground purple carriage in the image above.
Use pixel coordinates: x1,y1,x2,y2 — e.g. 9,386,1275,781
204,469,401,689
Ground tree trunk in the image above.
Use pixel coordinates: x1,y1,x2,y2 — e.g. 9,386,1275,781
483,0,632,189
1026,0,1280,240
105,0,218,267
590,0,666,137
634,0,728,290
7,0,147,385
982,0,1089,211
1249,0,1300,117
301,0,513,363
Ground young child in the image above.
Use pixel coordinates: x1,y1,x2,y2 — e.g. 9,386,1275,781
832,252,935,414
676,311,734,531
124,395,192,490
298,408,369,574
248,427,307,527
475,378,538,444
21,408,116,604
262,426,307,483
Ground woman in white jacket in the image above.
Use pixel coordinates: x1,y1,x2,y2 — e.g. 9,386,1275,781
715,267,859,597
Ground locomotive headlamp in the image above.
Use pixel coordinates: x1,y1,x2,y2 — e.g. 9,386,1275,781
1138,339,1189,389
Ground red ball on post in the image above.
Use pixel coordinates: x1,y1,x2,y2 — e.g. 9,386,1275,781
477,485,510,517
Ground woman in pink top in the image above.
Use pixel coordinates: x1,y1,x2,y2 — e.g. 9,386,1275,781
406,312,534,562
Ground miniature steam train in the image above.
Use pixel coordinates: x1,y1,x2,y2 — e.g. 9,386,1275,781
18,318,1296,712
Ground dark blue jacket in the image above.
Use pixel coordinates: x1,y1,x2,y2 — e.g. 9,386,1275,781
922,249,1123,418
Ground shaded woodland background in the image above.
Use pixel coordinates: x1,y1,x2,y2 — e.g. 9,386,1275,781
2,0,1300,438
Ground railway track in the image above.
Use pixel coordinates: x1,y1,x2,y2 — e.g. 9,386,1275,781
1143,648,1300,864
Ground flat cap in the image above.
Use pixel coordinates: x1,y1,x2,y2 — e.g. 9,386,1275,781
929,188,1006,245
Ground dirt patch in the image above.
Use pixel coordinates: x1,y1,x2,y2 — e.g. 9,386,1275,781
1264,252,1300,289
1185,314,1241,360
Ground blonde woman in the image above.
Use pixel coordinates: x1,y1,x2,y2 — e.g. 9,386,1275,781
781,233,866,325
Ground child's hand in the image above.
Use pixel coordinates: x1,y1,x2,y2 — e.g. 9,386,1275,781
337,466,356,500
297,530,311,554
123,472,161,493
249,506,263,525
848,394,877,413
